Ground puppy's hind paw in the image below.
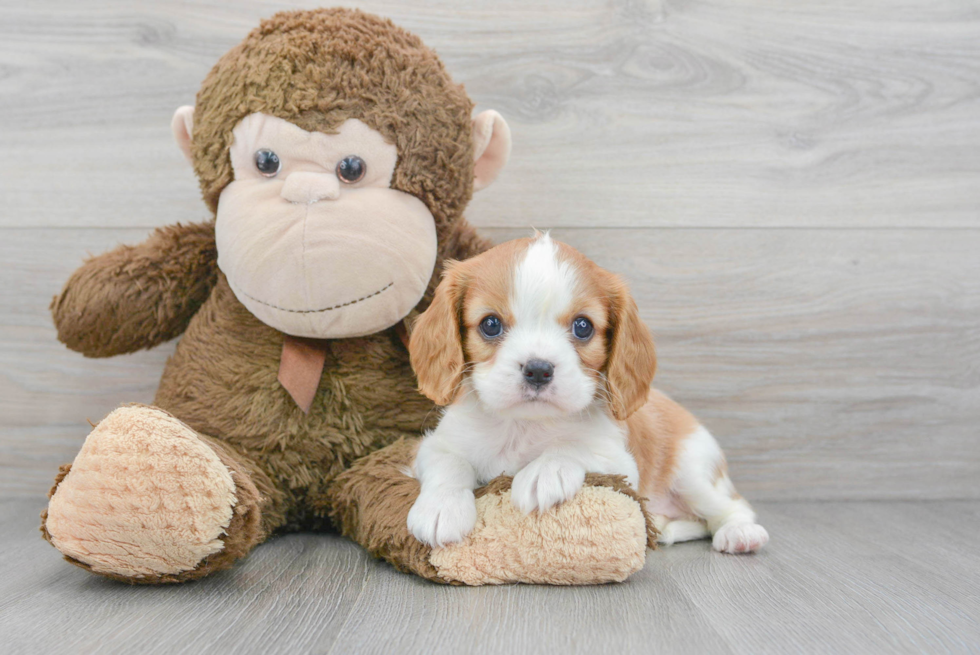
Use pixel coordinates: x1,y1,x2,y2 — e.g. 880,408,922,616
712,522,769,553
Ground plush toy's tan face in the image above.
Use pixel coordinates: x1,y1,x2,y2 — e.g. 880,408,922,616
172,99,510,339
215,112,437,338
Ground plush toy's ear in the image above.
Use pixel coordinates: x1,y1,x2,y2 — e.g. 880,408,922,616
604,273,657,421
171,106,195,165
409,263,467,406
472,110,511,192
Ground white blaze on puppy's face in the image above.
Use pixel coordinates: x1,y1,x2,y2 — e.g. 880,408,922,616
215,113,438,338
466,235,608,419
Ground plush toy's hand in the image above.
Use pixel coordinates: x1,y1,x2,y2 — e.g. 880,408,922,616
511,456,586,515
51,221,217,357
407,488,477,547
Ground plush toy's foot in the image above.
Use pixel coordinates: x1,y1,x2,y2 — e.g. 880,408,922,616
41,405,263,583
430,475,651,585
329,439,654,585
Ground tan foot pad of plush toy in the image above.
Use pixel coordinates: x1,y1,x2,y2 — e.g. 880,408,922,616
42,406,260,582
432,481,650,585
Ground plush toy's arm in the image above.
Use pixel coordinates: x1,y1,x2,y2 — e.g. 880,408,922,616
51,221,218,358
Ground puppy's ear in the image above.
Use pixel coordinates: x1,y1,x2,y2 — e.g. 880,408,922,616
604,273,657,420
410,263,467,405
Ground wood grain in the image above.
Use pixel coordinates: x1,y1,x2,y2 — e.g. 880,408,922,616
2,227,977,501
2,498,977,654
0,0,978,229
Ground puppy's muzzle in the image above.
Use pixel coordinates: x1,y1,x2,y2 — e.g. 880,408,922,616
522,359,554,389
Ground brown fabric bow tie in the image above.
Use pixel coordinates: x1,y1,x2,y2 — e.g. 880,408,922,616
278,322,411,414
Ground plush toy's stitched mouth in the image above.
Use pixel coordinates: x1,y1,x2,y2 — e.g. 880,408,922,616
236,282,393,314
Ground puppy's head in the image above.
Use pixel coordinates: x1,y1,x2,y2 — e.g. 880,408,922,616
410,234,656,420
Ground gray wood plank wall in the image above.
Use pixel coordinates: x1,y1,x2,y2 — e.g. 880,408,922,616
1,0,978,501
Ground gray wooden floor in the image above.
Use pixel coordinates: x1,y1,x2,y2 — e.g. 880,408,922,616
2,0,979,653
2,498,978,654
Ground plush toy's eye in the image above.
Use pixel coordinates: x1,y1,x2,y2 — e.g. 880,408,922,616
336,155,366,183
479,315,503,339
572,316,594,340
254,149,281,177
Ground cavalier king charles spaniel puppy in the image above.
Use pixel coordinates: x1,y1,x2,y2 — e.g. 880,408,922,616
406,233,768,554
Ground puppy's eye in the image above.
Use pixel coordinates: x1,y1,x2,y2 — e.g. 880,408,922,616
254,149,281,177
479,315,503,339
572,316,594,340
336,155,366,183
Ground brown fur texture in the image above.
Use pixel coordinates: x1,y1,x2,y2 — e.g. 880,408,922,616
191,8,476,242
43,8,647,585
327,439,448,583
51,221,217,358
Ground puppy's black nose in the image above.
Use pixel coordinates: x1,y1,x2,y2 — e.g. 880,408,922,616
522,359,554,388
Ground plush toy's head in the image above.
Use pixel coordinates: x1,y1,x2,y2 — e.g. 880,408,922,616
171,8,510,338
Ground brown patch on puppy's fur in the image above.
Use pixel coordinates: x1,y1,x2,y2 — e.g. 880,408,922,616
458,239,529,374
712,459,728,484
411,239,533,406
554,245,612,385
603,273,657,420
546,240,657,418
409,262,468,406
627,389,699,501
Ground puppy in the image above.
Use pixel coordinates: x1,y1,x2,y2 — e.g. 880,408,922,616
407,234,768,554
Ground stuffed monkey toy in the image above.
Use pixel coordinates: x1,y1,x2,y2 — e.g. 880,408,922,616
40,8,652,585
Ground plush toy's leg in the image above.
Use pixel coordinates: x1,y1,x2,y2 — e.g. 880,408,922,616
327,439,655,585
41,405,273,583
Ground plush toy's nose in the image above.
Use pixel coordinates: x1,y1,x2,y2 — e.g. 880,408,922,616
280,172,340,204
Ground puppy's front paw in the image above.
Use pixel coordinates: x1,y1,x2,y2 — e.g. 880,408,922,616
407,489,477,548
712,522,769,553
511,457,586,514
